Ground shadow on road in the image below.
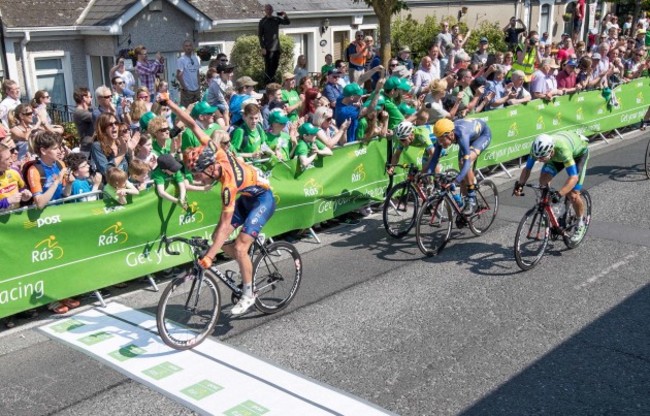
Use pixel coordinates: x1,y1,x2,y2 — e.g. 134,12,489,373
460,283,650,415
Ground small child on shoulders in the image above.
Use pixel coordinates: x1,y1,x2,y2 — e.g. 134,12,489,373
104,167,138,205
63,152,102,201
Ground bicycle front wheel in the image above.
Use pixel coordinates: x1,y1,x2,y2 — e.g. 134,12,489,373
382,182,419,238
469,179,499,236
645,139,650,179
253,241,302,314
157,270,221,350
415,196,453,257
562,190,592,249
514,208,550,271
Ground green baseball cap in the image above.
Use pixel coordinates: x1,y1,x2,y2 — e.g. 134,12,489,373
268,110,289,125
399,78,413,92
139,112,155,131
384,76,402,91
398,102,416,116
190,101,218,118
298,122,320,136
343,82,364,97
363,95,386,110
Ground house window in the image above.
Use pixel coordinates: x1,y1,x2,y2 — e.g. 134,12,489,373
89,56,114,93
289,33,310,68
197,42,224,73
540,4,550,35
34,58,68,105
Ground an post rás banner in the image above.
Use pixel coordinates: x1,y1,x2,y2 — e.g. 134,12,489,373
1,78,649,318
469,77,650,168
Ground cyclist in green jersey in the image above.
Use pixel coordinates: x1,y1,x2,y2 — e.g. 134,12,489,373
386,118,439,175
514,131,590,242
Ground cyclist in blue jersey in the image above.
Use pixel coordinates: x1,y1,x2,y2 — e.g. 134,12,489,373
513,132,590,243
428,118,492,214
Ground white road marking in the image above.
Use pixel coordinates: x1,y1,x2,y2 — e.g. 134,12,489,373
38,302,395,416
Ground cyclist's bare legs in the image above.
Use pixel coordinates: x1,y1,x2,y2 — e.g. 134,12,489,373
461,150,481,194
539,173,584,218
218,228,254,286
567,190,585,218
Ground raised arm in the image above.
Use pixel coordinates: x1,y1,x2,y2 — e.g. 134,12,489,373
162,96,210,145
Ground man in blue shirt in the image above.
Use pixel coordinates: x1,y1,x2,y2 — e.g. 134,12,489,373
323,70,343,108
334,79,385,142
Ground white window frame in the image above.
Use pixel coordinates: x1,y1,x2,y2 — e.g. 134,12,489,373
281,27,318,72
197,40,226,73
29,51,74,106
537,0,554,35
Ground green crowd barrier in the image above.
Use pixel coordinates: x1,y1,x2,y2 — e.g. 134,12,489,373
1,78,649,318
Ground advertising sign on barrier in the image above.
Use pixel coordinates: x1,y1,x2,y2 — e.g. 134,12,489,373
1,79,648,318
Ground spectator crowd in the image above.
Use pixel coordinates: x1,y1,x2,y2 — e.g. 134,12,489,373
2,10,650,327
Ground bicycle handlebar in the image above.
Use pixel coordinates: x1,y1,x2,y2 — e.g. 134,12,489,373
161,235,209,256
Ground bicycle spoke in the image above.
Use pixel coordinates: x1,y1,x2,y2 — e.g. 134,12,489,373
253,242,302,314
416,197,452,257
468,179,498,236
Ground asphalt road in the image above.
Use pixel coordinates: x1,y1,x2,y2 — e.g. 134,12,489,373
1,130,649,416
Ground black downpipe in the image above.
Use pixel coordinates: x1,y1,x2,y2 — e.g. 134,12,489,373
0,17,8,81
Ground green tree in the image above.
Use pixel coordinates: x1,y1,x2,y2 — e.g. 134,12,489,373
230,34,295,85
353,0,409,66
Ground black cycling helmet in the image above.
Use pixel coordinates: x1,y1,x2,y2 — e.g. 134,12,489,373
183,145,216,173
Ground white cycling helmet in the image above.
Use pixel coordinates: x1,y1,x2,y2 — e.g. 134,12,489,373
395,121,414,139
531,134,554,159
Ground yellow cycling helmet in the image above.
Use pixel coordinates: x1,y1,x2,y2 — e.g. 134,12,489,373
433,118,455,138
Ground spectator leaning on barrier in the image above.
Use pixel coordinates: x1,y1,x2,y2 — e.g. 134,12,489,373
103,166,139,205
334,83,363,143
148,115,179,157
530,58,564,101
26,131,66,209
506,70,532,106
176,40,201,107
382,76,406,130
313,105,349,147
294,122,332,170
556,59,582,94
424,78,460,123
0,143,31,210
63,152,101,201
265,110,295,160
624,47,648,80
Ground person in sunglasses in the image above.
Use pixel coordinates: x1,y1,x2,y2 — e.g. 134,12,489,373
0,142,31,211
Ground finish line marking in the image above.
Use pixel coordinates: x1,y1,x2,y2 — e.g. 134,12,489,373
38,302,394,416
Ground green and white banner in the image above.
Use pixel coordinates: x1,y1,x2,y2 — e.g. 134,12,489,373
1,78,649,318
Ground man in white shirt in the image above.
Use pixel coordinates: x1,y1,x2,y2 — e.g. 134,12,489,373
0,79,21,129
530,58,564,101
176,40,201,107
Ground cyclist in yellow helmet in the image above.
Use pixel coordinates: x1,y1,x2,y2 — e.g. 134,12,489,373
428,118,492,214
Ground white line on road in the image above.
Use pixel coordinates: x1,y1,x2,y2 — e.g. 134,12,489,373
37,302,395,416
575,253,638,290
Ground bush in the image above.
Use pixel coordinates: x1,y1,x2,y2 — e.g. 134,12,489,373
390,15,507,66
230,35,295,86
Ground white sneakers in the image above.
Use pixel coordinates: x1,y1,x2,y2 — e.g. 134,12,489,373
231,295,256,315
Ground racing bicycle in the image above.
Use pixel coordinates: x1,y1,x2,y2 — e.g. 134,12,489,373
382,163,438,238
513,184,592,271
156,235,302,350
415,171,499,256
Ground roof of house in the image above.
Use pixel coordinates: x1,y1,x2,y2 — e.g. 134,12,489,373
0,0,373,28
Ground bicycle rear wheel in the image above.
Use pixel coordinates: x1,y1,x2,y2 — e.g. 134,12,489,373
382,182,419,238
253,241,302,314
468,179,499,236
514,208,550,271
562,190,592,249
645,139,650,179
157,270,221,350
415,196,453,257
